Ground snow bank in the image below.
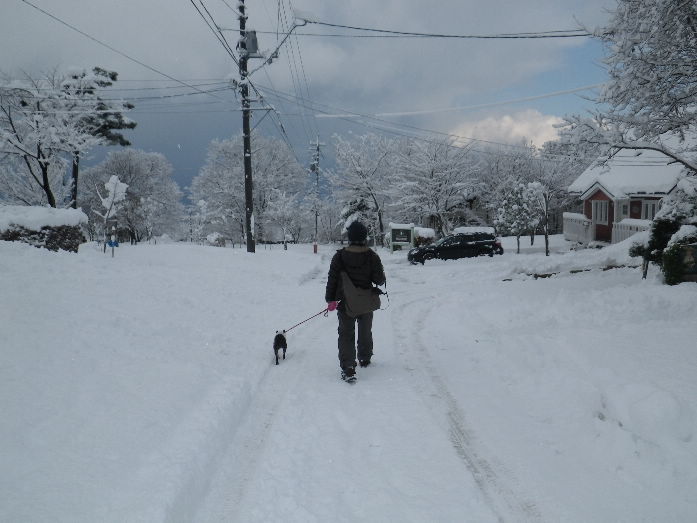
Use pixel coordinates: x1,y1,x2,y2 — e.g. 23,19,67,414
503,233,643,277
0,205,87,231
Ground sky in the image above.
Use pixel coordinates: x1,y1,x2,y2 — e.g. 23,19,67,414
1,0,616,190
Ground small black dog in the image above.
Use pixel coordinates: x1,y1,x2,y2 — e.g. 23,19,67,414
273,330,287,365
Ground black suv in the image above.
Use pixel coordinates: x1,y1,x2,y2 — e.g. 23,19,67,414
407,232,503,264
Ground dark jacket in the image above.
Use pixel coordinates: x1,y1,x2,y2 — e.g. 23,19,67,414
325,245,386,304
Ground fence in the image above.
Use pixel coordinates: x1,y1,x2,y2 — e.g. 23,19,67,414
612,218,651,244
563,212,592,245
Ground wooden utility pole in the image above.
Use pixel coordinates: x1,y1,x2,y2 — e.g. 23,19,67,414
309,136,324,253
239,0,255,253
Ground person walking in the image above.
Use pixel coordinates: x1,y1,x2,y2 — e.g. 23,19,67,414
325,221,386,381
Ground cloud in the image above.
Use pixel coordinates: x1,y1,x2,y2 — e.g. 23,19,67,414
450,109,564,147
0,0,613,183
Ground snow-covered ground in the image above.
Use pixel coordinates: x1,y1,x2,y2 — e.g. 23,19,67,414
2,235,696,522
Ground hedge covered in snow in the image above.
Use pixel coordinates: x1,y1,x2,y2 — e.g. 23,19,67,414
0,205,88,253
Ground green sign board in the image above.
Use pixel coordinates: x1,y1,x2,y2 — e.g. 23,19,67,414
391,229,412,243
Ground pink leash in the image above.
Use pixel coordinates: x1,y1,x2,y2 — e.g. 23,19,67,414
284,304,336,333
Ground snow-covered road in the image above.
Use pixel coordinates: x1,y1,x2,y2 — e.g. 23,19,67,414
2,238,696,522
197,250,517,522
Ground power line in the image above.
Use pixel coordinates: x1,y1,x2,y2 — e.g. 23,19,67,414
187,0,305,165
302,19,591,39
18,0,229,102
2,81,231,92
249,29,588,39
96,86,235,102
189,0,240,66
315,84,603,119
256,83,604,164
277,0,313,145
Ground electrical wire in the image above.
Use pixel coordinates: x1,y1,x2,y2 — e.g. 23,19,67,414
249,29,588,39
191,0,305,165
314,84,603,119
302,19,591,39
190,0,239,66
255,83,607,164
18,0,229,102
277,0,313,145
2,81,231,92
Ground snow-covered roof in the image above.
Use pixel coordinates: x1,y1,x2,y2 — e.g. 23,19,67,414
453,226,495,235
568,148,684,199
0,205,87,231
388,222,414,229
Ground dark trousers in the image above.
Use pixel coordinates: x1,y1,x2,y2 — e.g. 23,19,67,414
337,309,373,370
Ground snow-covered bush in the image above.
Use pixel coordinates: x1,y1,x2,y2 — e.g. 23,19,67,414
636,178,697,283
662,225,697,285
414,227,436,247
206,232,225,247
0,205,87,252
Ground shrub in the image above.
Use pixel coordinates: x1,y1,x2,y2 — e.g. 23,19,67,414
414,235,433,247
647,218,682,266
628,242,647,258
0,224,85,253
662,244,685,285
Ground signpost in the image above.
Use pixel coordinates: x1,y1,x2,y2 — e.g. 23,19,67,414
388,223,415,253
108,225,118,257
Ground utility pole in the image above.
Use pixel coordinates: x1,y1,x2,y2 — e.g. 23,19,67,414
239,0,255,253
309,136,324,254
229,6,303,253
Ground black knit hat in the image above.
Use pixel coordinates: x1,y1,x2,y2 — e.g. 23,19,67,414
347,221,368,243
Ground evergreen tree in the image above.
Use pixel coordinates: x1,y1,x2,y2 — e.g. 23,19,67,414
61,67,136,209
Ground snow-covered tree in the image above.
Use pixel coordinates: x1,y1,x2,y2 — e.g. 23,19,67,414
317,198,343,243
93,174,127,250
597,0,697,142
0,154,68,206
0,68,134,208
339,197,373,241
526,140,591,255
493,180,540,254
331,133,394,242
190,133,304,243
60,67,135,209
390,137,479,235
81,149,183,242
559,0,697,172
265,189,299,248
476,143,538,228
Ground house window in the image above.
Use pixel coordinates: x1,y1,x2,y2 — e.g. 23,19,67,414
592,200,608,225
621,204,629,218
642,201,658,220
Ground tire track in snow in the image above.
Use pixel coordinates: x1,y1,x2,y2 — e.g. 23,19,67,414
194,344,310,522
195,259,328,522
392,296,542,523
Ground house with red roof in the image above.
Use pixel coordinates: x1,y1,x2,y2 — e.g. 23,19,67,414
563,148,684,245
